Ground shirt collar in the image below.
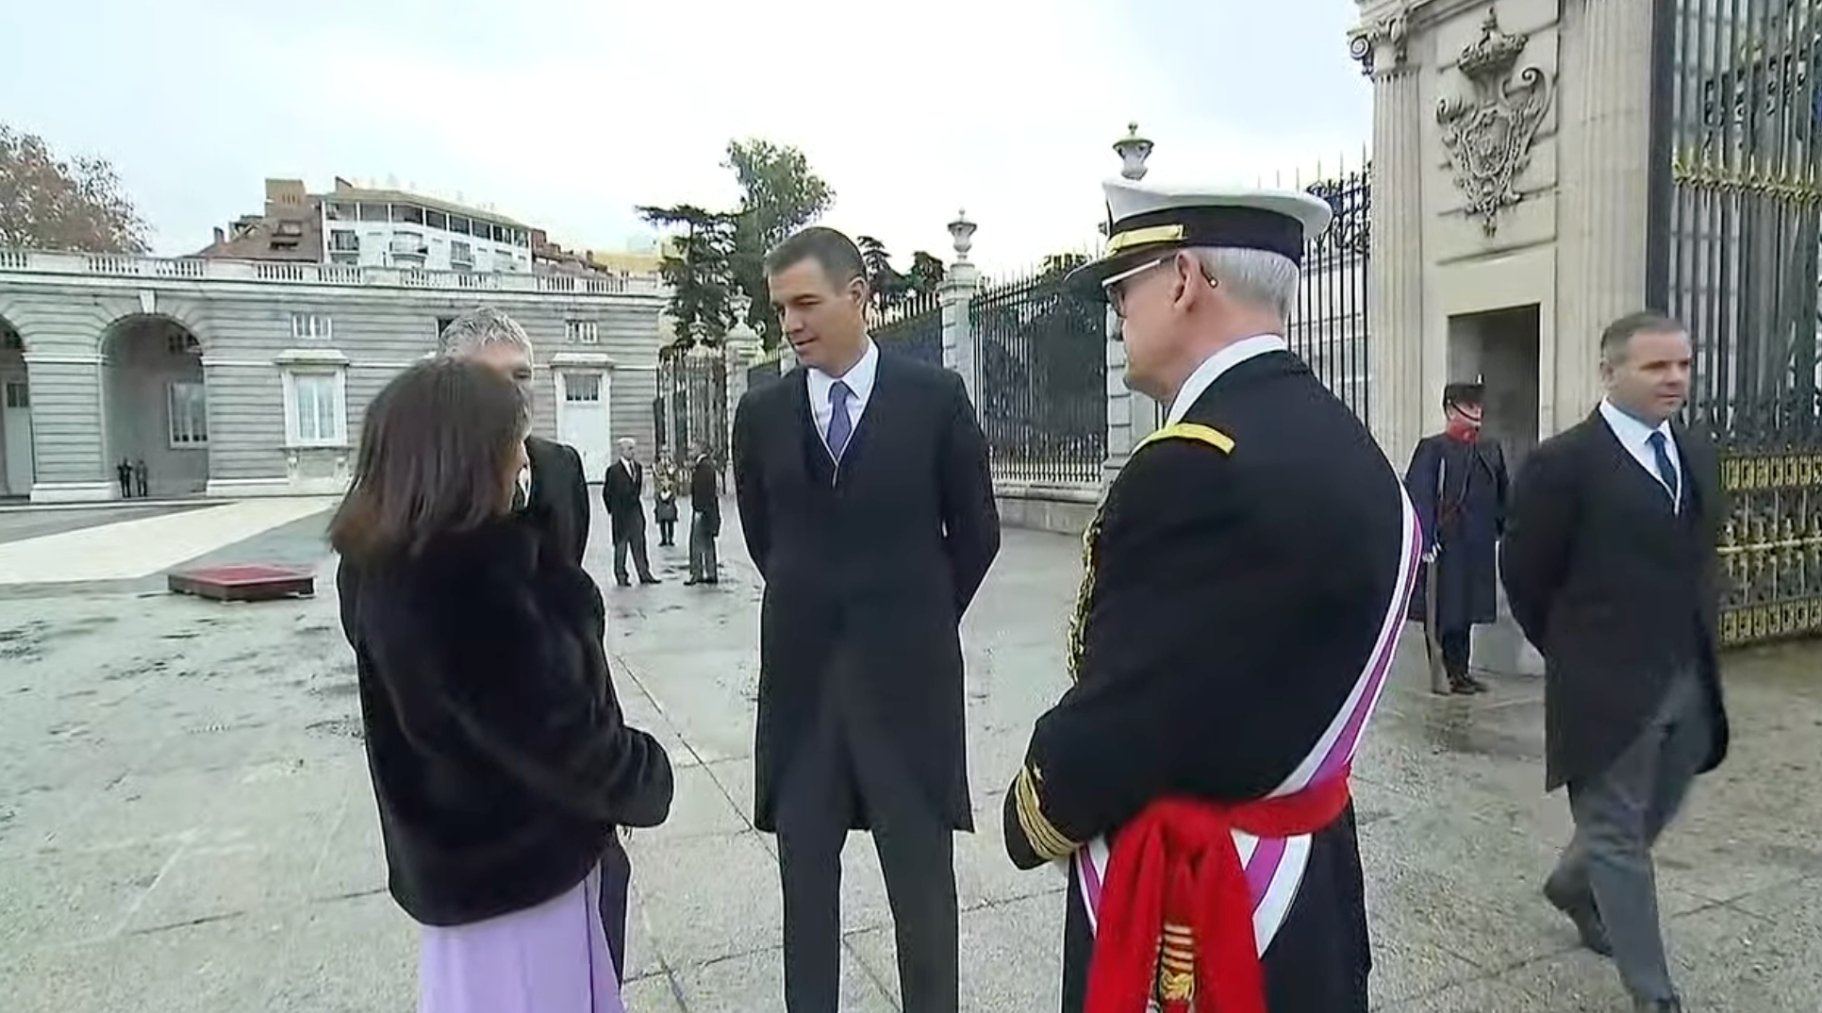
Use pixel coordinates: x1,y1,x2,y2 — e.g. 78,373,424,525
1598,398,1673,448
807,337,879,402
1166,334,1287,425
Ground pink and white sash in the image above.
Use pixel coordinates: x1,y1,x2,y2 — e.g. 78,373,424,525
1074,487,1422,956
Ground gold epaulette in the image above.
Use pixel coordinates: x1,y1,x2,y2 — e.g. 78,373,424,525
1133,421,1236,456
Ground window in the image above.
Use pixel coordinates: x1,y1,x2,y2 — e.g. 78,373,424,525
449,216,471,236
565,373,602,401
292,312,333,341
450,241,472,267
283,369,347,446
167,381,208,447
2,329,21,351
4,381,27,409
325,202,356,221
358,202,388,222
328,230,359,253
425,210,448,231
566,319,599,344
166,330,200,355
436,316,457,349
392,204,424,225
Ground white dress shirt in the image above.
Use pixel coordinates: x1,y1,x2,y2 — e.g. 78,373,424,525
806,337,880,451
1598,398,1682,509
1164,334,1288,425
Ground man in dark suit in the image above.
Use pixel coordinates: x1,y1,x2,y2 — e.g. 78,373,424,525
1405,381,1509,694
731,226,1000,1013
436,305,636,983
1002,182,1417,1013
685,442,720,586
1501,311,1730,1013
601,437,659,587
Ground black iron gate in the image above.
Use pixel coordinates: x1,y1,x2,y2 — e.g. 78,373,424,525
1656,0,1821,646
657,345,728,465
1290,168,1372,423
969,268,1107,484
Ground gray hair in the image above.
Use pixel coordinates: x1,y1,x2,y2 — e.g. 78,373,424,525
1192,247,1300,321
442,305,535,361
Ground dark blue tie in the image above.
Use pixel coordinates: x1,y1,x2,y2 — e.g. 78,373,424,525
1647,431,1680,507
827,381,854,460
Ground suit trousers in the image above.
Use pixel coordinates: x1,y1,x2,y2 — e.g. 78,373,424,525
688,514,718,582
774,648,959,1013
1438,628,1472,678
612,520,653,584
1549,663,1711,1003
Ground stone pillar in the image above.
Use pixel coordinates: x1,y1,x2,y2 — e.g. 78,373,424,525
1102,123,1162,482
1351,4,1425,463
722,304,761,464
939,210,981,404
1556,0,1655,416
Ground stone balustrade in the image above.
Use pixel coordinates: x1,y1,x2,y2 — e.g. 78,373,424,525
0,248,665,297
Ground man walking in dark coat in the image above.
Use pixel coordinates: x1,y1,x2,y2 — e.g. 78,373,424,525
1003,181,1420,1013
1405,381,1509,694
731,226,1000,1013
601,437,659,587
1502,311,1730,1013
684,442,720,586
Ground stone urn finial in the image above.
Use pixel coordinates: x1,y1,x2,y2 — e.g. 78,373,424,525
1114,122,1154,180
947,210,976,263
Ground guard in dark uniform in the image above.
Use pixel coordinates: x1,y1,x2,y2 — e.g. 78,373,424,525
1002,181,1420,1012
1404,382,1509,694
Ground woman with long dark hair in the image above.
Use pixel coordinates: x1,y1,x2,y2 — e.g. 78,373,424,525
331,358,672,1013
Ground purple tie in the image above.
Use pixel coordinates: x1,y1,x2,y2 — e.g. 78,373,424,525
827,381,854,460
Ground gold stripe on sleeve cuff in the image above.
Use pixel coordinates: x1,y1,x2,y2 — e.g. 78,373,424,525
1014,764,1077,861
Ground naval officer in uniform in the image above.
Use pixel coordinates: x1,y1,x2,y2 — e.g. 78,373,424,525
1003,181,1421,1012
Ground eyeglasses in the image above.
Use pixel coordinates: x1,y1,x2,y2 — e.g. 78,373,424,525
1101,256,1169,319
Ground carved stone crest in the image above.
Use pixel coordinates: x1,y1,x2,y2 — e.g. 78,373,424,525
1436,9,1554,235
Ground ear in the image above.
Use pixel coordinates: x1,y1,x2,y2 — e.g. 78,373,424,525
1171,251,1205,310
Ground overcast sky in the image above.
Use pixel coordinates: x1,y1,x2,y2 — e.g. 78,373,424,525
2,0,1372,275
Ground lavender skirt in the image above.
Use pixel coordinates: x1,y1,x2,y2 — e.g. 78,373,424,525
418,864,624,1013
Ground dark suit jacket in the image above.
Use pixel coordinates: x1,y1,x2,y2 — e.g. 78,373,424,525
335,518,673,926
600,459,646,542
1501,409,1731,791
524,436,590,564
731,353,1000,832
690,458,719,534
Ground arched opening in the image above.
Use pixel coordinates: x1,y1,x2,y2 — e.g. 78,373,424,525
100,315,209,499
0,315,31,499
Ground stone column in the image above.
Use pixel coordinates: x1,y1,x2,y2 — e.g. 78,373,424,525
1102,123,1162,482
1556,0,1655,416
939,211,982,404
1351,4,1425,463
722,302,761,463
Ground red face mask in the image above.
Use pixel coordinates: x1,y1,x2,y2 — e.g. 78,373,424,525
1445,408,1481,442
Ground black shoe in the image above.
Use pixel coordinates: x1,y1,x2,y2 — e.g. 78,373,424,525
639,576,661,585
615,578,631,588
683,578,701,586
1543,878,1612,956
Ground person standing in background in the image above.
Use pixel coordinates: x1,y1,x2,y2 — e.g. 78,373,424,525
653,448,680,548
1502,311,1730,1013
601,437,659,587
1404,381,1509,695
685,442,720,586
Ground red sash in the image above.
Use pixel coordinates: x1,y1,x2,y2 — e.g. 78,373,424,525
1084,768,1354,1013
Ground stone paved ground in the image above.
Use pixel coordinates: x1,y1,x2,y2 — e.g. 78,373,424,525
1,496,1819,1012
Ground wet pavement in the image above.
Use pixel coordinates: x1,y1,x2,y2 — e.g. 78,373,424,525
1,495,1819,1011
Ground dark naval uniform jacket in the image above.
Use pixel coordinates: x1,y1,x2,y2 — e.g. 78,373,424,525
1004,339,1414,1012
